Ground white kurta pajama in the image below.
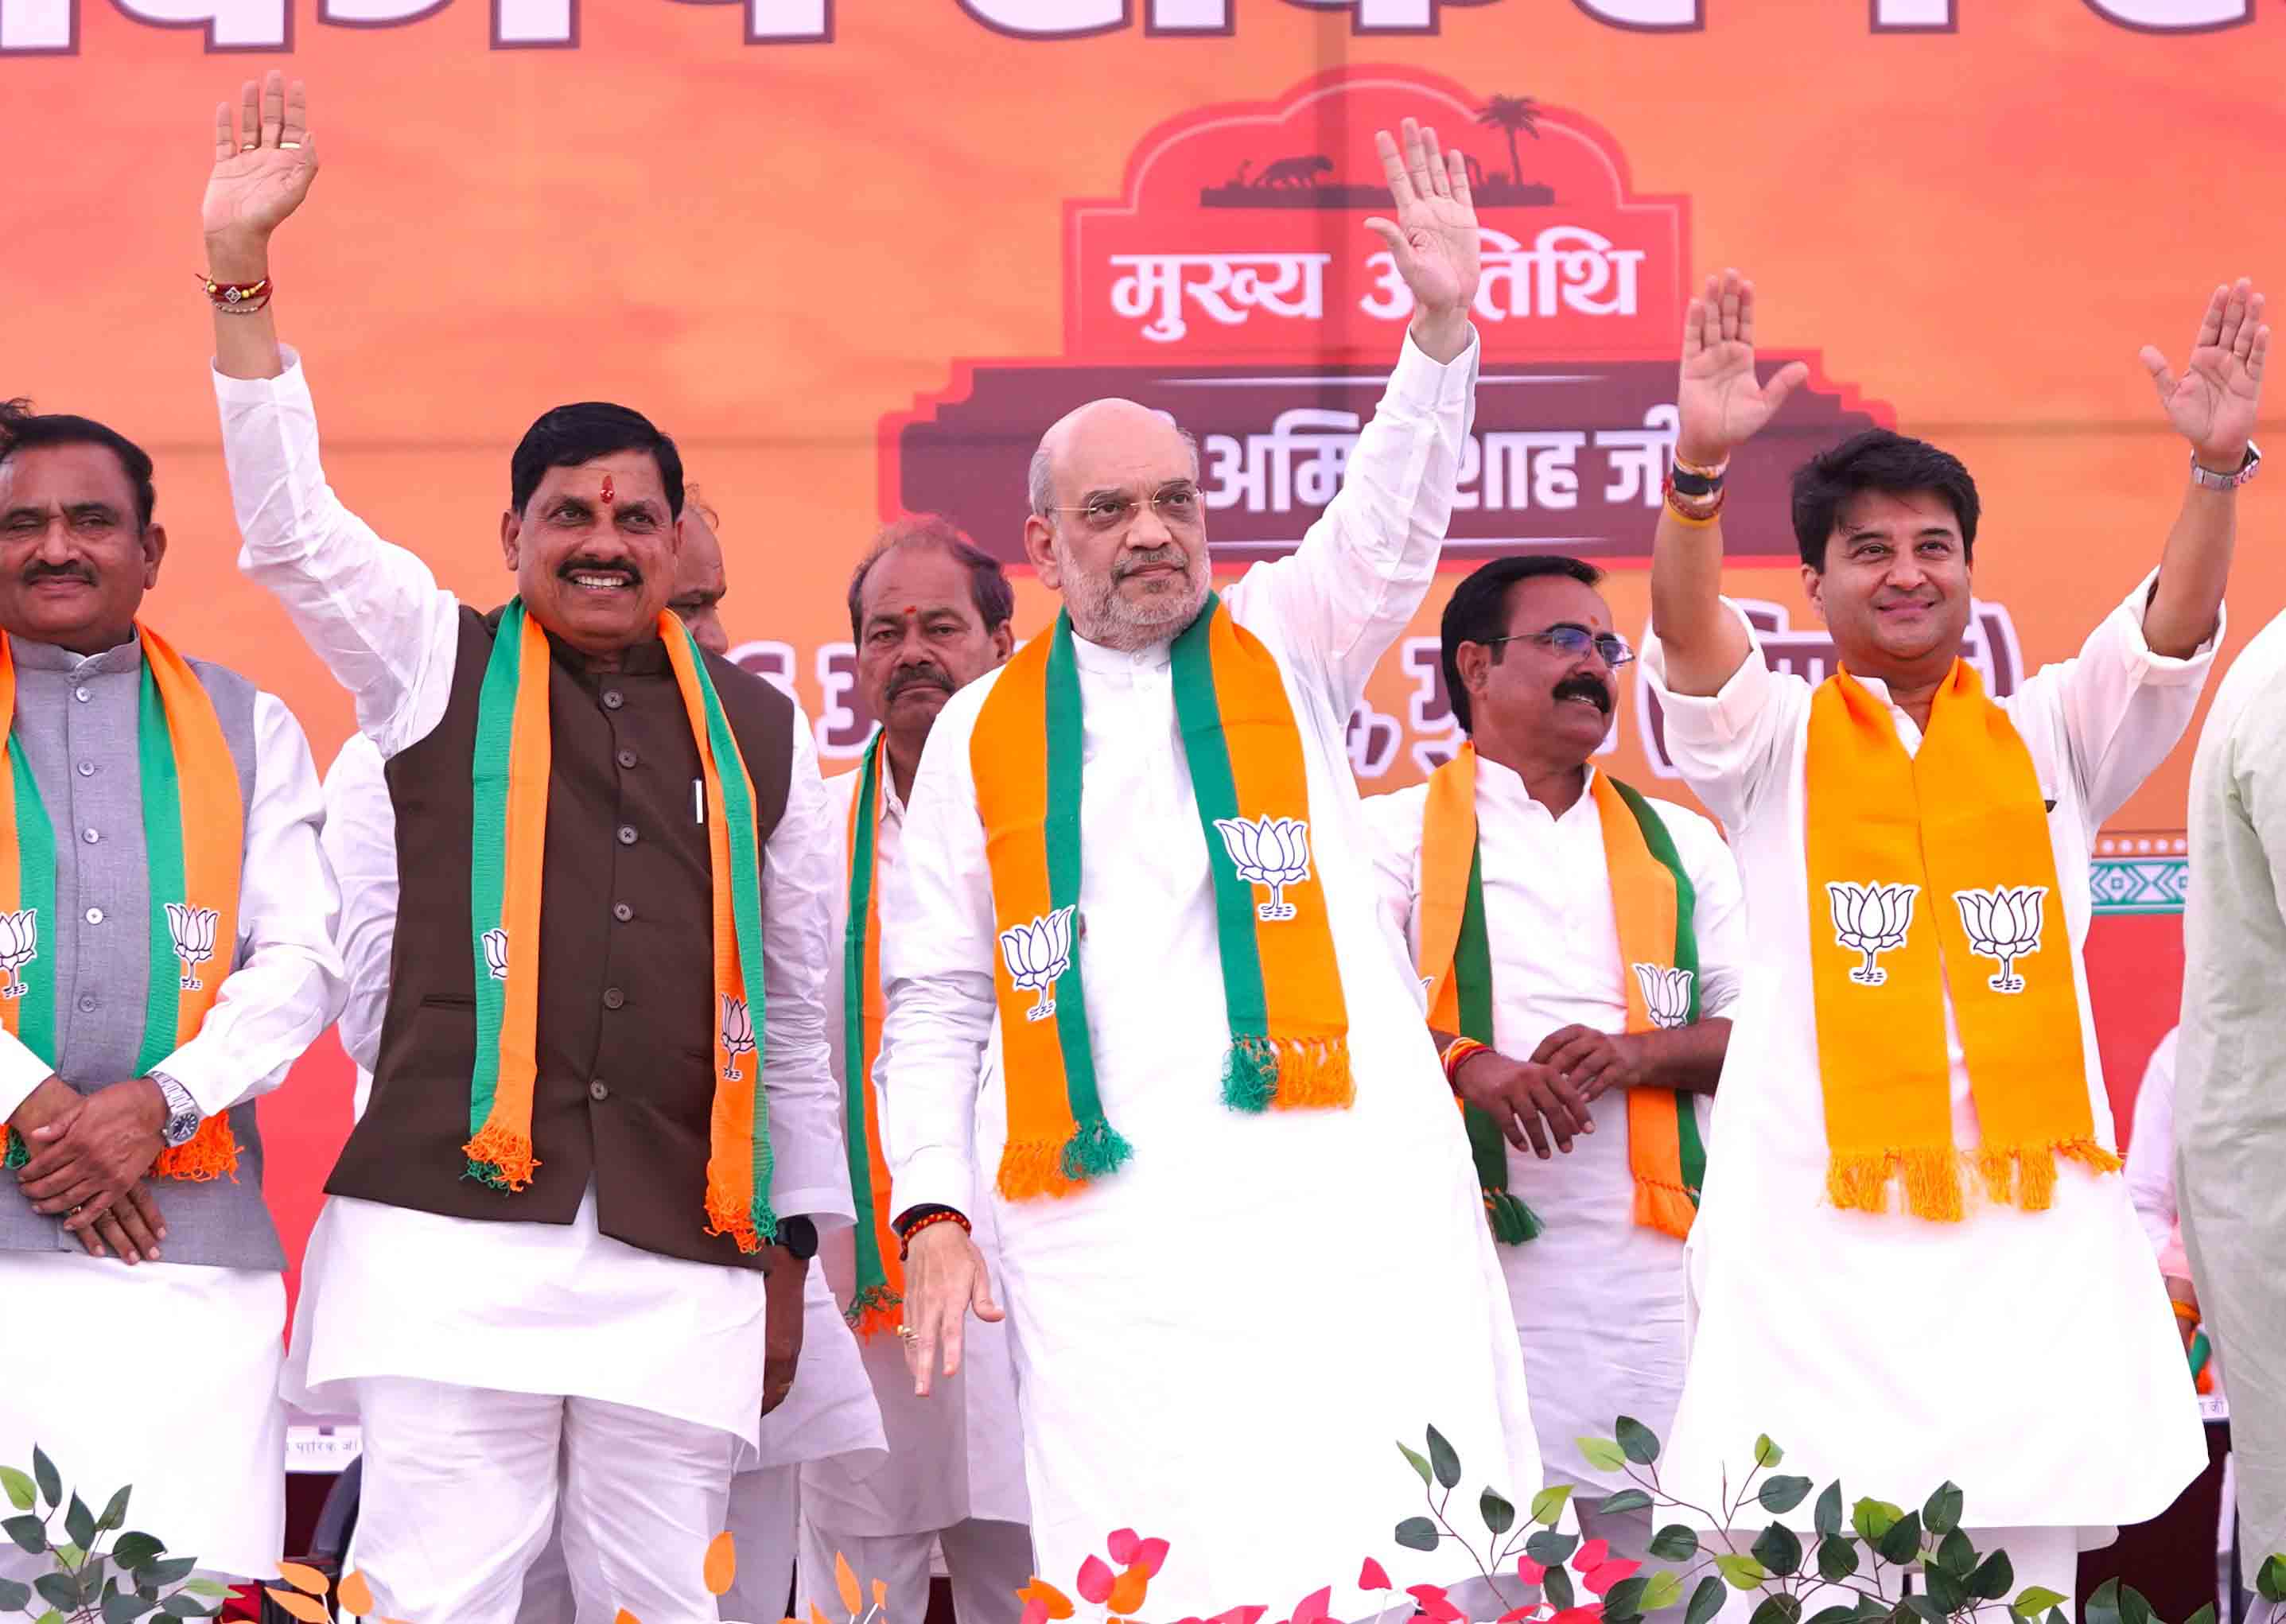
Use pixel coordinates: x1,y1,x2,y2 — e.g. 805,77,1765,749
317,734,888,1624
1363,759,1748,1538
799,761,1032,1624
881,331,1541,1620
1642,580,2213,1572
219,352,855,1624
0,673,343,1582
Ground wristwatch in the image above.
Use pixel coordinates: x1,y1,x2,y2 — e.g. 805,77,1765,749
774,1214,818,1261
149,1071,201,1148
2190,441,2261,491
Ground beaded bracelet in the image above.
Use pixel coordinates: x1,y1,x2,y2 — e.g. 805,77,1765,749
897,1208,971,1260
1662,476,1726,527
198,272,274,313
1441,1036,1489,1091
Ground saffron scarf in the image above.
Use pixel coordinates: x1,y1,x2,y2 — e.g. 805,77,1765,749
1806,661,2112,1222
466,601,779,1252
970,596,1350,1201
839,729,900,1335
1417,743,1706,1242
0,627,243,1180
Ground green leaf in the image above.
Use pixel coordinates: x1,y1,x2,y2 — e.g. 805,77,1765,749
96,1486,130,1535
1398,1440,1433,1487
2013,1587,2070,1621
3,1513,46,1556
159,1597,216,1619
1752,1522,1804,1578
1925,1564,1967,1613
0,1578,29,1611
1970,1551,2014,1602
1876,1509,1924,1567
1931,1529,1975,1577
1544,1567,1576,1613
64,1494,95,1552
2183,1607,2217,1624
1643,1572,1685,1613
0,1467,34,1513
1394,1516,1440,1552
1852,1498,1903,1543
1749,1599,1803,1624
1530,1483,1573,1527
34,1574,79,1612
2259,1556,2286,1604
1479,1488,1515,1537
1686,1576,1730,1624
1753,1434,1785,1468
56,1544,83,1568
1600,1489,1654,1517
30,1448,59,1511
1904,1598,1947,1624
1576,1436,1629,1474
1605,1575,1653,1624
2047,1609,2072,1624
1526,1529,1580,1567
2119,1585,2156,1624
103,1592,155,1623
181,1580,229,1599
1425,1425,1462,1490
1922,1482,1964,1537
1715,1553,1767,1591
33,1612,64,1624
135,1557,195,1589
1648,1524,1700,1562
1814,1482,1844,1540
1759,1475,1814,1515
2085,1579,2124,1624
1806,1609,1863,1624
1615,1415,1662,1466
111,1534,163,1571
1816,1536,1860,1584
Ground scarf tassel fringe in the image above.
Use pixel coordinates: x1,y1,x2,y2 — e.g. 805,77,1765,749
463,1124,540,1194
153,1118,240,1183
1483,1187,1543,1247
1221,1035,1355,1113
995,1120,1137,1201
846,1286,904,1339
1633,1176,1698,1241
704,1192,781,1257
1828,1139,2121,1222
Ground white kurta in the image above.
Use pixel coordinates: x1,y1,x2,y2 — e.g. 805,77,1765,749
313,734,884,1471
803,762,1029,1536
2178,605,2286,1580
217,351,853,1460
1363,757,1748,1497
0,664,344,1579
881,331,1541,1618
1642,579,2212,1533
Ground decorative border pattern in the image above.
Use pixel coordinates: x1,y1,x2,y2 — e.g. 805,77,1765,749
2090,832,2189,915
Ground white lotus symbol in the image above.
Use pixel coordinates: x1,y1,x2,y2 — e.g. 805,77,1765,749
1828,881,1919,986
1211,814,1312,923
480,927,509,982
999,906,1075,1023
0,908,37,1000
721,996,757,1080
165,902,220,993
1632,963,1695,1030
1953,884,2047,995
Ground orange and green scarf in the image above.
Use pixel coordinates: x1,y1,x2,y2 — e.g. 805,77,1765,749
1806,661,2113,1222
0,626,243,1181
1417,744,1706,1243
466,600,779,1253
839,729,900,1335
970,596,1350,1202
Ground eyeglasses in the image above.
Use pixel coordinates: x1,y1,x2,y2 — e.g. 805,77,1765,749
1479,627,1636,667
1045,484,1204,534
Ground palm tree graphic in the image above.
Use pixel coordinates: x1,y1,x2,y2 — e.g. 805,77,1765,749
1475,94,1541,188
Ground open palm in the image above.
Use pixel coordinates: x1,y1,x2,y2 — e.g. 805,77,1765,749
203,73,317,243
1675,270,1807,462
2143,279,2269,467
1365,119,1482,317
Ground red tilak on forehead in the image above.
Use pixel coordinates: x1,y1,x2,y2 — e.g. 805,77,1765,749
599,474,616,504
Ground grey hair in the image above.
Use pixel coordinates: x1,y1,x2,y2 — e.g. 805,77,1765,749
1026,423,1201,521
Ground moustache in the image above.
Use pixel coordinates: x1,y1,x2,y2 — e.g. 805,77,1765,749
1115,547,1188,580
886,665,954,702
21,562,95,587
1553,674,1612,714
558,555,643,586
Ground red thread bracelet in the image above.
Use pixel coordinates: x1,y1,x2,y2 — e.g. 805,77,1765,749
898,1209,970,1260
197,271,273,313
1442,1037,1489,1092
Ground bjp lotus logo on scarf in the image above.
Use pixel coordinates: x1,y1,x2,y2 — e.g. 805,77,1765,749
1211,814,1312,922
1001,907,1075,1022
1631,964,1694,1029
1827,882,1919,986
480,927,509,981
0,909,37,1000
721,996,757,1081
164,903,220,993
1953,885,2047,994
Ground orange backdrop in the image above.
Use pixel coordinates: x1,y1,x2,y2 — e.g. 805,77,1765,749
6,0,2276,1285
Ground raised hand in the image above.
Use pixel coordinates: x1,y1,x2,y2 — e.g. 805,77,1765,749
1366,118,1481,361
2141,278,2269,471
1676,269,1810,467
204,71,319,258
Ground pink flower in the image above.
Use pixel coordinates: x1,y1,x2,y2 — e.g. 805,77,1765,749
1021,1603,1048,1624
1289,1586,1334,1624
1406,1584,1464,1622
1357,1559,1392,1593
1077,1556,1116,1606
1515,1556,1547,1586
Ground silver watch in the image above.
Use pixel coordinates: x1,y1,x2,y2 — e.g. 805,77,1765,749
150,1071,201,1148
2190,440,2261,491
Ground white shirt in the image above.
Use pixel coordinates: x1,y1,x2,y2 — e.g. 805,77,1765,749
1643,577,2213,1531
1363,756,1747,1494
803,756,1029,1536
877,330,1542,1618
216,350,853,1451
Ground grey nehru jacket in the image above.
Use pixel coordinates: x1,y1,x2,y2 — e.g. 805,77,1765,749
0,637,282,1270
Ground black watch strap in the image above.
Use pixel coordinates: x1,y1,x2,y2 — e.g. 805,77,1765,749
774,1214,818,1261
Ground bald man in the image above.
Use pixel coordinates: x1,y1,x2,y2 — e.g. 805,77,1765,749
881,121,1542,1618
313,492,887,1623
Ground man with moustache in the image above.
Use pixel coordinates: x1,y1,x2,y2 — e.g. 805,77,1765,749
884,120,1541,1618
314,491,885,1624
799,515,1032,1624
1643,270,2261,1597
1363,554,1745,1576
0,400,344,1585
204,76,849,1622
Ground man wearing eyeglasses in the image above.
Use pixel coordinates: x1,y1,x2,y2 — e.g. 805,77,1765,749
1364,554,1745,1580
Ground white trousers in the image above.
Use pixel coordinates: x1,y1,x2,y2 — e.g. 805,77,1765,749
352,1377,737,1624
796,1518,1034,1624
523,1463,800,1624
